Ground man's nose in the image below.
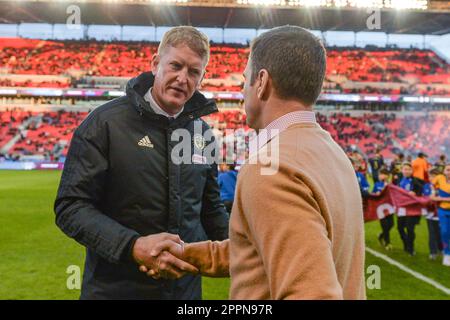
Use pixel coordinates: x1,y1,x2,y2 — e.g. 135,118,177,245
176,69,188,84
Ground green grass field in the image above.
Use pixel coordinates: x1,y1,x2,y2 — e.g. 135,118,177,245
0,170,449,300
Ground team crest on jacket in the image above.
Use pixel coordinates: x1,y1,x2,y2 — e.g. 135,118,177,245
193,134,206,150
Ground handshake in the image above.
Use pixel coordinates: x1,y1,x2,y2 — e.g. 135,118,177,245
132,233,199,280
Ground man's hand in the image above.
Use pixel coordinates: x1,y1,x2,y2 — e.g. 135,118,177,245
138,237,196,279
132,233,198,279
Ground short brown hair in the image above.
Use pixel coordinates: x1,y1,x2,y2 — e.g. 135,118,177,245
249,25,326,106
402,162,412,168
158,26,210,64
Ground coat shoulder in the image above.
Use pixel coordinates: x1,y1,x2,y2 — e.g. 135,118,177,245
77,96,132,132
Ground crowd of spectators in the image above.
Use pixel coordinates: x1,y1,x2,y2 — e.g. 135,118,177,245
1,39,449,94
1,109,86,159
3,108,448,164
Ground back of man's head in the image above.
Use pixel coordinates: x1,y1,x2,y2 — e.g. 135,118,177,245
158,26,210,65
249,25,326,107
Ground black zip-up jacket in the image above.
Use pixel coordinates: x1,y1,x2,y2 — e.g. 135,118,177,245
54,72,229,300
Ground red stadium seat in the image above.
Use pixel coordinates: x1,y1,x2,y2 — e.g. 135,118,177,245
0,38,448,95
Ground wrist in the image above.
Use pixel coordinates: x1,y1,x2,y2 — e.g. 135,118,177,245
131,236,144,264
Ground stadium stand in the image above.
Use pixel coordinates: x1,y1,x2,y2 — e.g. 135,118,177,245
1,108,449,163
0,109,32,149
1,38,449,95
1,35,449,162
0,109,86,159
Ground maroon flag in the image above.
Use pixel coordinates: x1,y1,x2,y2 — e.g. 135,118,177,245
364,184,432,222
363,187,394,222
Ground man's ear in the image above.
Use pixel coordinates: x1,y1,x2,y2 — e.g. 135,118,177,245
151,54,160,75
257,69,270,100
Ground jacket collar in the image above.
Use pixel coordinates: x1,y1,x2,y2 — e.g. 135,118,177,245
126,72,218,127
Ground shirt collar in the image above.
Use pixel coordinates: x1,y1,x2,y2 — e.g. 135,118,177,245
250,110,316,152
144,87,184,119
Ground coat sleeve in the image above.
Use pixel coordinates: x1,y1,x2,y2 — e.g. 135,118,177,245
199,127,229,241
54,115,140,264
236,164,344,300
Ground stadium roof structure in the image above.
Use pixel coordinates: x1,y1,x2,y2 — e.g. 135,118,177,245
0,0,449,34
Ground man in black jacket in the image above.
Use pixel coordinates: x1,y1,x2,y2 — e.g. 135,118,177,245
54,26,229,299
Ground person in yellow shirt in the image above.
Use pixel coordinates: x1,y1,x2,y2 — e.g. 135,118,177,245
431,164,450,266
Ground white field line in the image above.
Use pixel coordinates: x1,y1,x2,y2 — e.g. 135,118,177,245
365,247,450,295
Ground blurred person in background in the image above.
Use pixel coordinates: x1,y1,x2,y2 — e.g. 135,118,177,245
371,168,393,250
406,155,413,163
412,152,430,182
423,168,443,261
435,154,447,174
352,158,370,199
431,164,450,266
369,148,384,183
390,152,405,185
218,163,238,214
397,162,424,256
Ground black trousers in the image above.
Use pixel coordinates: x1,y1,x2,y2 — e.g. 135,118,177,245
379,214,394,244
427,219,443,255
397,216,421,254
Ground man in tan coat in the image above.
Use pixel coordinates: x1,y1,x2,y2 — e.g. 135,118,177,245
141,26,366,300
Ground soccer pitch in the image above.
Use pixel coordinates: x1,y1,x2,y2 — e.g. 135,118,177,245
0,170,449,300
